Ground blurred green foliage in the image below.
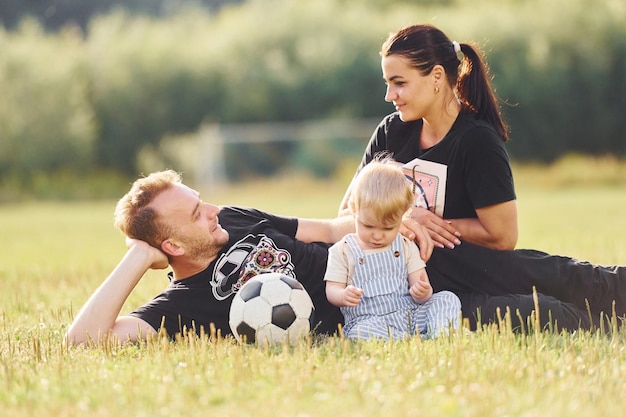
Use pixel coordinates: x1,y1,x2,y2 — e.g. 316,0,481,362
0,0,624,197
0,0,243,31
0,22,96,176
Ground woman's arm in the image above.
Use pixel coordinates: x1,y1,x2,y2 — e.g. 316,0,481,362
408,200,518,250
449,200,518,250
338,182,354,217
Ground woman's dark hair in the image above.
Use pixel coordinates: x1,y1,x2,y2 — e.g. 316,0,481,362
381,24,509,141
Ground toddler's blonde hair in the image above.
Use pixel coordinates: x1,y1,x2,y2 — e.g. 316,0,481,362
349,160,414,225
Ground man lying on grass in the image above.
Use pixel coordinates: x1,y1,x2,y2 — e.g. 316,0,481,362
66,170,597,346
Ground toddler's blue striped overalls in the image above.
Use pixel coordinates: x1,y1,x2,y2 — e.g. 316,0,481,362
341,233,460,340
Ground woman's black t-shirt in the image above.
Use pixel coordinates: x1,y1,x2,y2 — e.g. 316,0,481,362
357,112,516,219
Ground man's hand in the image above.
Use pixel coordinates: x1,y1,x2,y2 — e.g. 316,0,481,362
125,238,169,270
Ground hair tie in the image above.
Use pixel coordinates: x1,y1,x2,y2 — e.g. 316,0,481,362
452,41,461,54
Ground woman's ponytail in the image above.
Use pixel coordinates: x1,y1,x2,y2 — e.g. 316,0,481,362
456,43,509,141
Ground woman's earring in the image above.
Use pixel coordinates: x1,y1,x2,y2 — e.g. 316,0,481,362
434,86,440,94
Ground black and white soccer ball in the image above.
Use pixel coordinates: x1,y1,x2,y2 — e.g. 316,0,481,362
228,272,315,346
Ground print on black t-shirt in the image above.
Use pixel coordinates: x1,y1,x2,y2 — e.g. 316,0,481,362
211,233,296,300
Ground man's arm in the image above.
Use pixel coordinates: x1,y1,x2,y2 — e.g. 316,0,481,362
65,241,167,345
297,214,434,261
295,215,355,244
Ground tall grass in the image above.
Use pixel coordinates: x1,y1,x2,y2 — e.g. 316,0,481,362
1,157,626,416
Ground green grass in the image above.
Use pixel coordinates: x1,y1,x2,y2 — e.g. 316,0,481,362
2,158,626,417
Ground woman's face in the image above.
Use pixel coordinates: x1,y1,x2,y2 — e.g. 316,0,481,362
381,55,435,122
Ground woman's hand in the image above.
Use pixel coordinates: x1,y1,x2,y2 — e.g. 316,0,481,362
408,207,462,249
407,201,518,251
399,215,435,262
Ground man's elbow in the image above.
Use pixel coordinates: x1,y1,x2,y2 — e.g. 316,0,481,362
65,323,116,347
65,328,138,347
65,328,92,347
65,322,112,347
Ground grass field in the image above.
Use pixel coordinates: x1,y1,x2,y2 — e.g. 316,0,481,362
1,157,626,417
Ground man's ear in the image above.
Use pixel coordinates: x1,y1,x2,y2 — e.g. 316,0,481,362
161,239,184,257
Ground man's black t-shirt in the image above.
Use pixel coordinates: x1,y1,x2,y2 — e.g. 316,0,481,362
130,206,343,338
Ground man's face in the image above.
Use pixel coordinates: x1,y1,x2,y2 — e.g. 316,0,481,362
150,182,229,261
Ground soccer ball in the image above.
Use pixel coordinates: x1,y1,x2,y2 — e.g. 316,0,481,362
229,273,315,346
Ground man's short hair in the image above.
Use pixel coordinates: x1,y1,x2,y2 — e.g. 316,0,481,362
114,170,181,248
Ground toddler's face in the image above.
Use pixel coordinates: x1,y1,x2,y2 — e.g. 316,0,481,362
354,207,402,250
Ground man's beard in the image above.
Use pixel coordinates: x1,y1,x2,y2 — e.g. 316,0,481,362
183,234,226,261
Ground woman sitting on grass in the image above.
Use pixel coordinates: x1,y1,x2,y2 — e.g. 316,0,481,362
339,23,626,330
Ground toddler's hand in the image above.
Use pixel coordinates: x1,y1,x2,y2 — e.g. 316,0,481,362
410,280,432,304
343,285,364,307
